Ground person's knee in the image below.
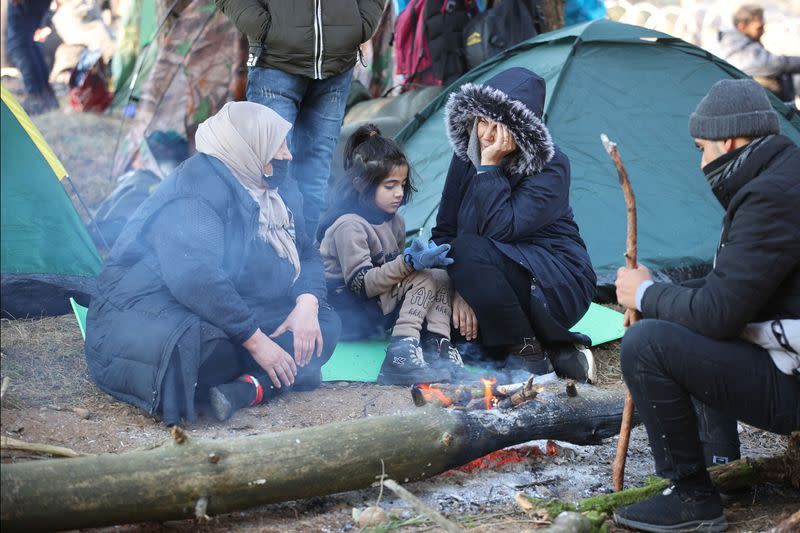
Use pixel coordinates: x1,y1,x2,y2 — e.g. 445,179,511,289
449,234,497,282
620,319,675,379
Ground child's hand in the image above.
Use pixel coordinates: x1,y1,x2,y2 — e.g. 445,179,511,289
404,238,454,270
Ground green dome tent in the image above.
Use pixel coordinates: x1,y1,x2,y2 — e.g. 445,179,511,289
395,19,800,287
1,86,102,317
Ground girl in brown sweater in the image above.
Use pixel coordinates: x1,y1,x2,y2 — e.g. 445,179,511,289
318,125,463,384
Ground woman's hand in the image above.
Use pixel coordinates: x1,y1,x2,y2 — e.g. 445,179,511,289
480,122,517,167
270,294,323,367
452,291,479,341
243,329,297,388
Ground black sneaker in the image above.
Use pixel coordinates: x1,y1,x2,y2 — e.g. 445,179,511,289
505,337,553,375
378,336,450,385
614,485,727,533
209,380,254,422
421,333,465,380
549,344,596,383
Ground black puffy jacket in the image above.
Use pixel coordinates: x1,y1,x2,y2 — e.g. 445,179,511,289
216,0,385,79
642,135,800,338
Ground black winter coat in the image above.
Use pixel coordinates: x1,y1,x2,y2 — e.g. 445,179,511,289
432,68,596,329
642,135,800,338
85,154,326,419
215,0,385,79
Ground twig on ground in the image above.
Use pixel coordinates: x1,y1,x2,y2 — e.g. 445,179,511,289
382,479,464,533
0,376,9,401
0,436,89,458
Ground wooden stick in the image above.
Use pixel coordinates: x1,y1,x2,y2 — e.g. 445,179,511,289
0,376,9,401
0,436,89,458
381,479,464,533
601,133,640,492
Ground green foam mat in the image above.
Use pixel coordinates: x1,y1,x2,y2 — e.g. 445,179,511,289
70,301,624,383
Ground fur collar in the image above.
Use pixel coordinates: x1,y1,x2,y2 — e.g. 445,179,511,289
445,83,554,176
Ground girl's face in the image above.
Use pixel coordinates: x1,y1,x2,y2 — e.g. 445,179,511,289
374,164,409,215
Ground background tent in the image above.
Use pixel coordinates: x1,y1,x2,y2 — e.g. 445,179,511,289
1,86,101,317
396,19,800,288
111,0,243,178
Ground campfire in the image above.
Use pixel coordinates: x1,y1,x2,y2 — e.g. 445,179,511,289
411,375,565,411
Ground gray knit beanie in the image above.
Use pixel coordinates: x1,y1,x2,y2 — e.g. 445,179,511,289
689,79,780,140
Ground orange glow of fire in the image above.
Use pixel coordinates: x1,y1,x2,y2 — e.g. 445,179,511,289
449,445,545,474
481,377,497,410
546,440,558,456
418,384,452,407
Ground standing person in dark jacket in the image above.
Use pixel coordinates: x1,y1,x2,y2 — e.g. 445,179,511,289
85,101,341,425
215,0,386,238
431,67,597,382
613,79,800,532
5,0,59,114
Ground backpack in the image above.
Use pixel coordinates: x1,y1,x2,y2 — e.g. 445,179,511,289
463,0,547,70
395,0,475,87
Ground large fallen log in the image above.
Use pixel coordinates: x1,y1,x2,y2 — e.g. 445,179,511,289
1,381,628,532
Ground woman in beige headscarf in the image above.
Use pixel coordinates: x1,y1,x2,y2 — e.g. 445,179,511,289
85,102,341,425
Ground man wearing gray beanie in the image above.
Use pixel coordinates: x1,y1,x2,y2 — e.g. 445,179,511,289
613,78,800,532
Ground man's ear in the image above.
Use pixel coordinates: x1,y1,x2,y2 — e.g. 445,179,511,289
721,138,737,153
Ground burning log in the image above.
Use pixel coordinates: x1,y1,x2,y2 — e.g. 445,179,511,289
1,382,629,532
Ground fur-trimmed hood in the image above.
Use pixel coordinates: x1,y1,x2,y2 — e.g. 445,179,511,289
445,67,554,176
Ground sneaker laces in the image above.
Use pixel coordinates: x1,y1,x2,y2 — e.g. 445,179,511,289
446,344,464,366
399,337,428,367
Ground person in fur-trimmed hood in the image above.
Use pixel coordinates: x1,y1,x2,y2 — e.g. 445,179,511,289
431,67,597,382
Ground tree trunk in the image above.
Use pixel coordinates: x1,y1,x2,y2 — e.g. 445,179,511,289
1,382,626,532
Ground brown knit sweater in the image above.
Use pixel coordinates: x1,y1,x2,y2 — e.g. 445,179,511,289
320,213,413,313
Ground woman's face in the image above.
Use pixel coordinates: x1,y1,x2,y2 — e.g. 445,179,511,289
263,139,293,175
476,117,498,152
374,164,409,215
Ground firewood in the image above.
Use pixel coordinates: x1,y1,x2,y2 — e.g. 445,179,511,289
601,133,640,492
381,479,463,533
767,510,800,533
0,437,88,458
1,382,628,532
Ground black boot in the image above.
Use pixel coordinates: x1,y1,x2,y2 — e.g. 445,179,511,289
504,337,553,375
421,333,466,380
548,344,596,383
614,485,727,533
208,374,266,422
378,336,450,385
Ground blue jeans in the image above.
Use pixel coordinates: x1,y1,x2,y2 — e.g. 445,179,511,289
247,66,353,239
621,319,800,484
6,0,51,95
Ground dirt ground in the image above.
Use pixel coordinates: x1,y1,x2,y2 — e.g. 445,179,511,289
1,82,798,532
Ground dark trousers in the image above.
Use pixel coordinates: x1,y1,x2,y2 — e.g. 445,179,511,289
621,319,800,484
448,234,534,347
196,304,341,401
6,0,51,94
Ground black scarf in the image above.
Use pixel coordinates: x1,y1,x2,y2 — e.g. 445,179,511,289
703,135,773,208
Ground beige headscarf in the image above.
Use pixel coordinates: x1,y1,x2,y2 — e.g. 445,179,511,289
195,101,300,281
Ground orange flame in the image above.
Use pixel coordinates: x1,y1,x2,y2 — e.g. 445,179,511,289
418,384,452,407
481,377,497,410
546,440,558,456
